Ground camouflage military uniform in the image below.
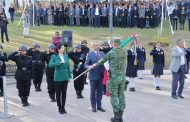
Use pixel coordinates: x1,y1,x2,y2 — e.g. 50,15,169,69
98,45,127,122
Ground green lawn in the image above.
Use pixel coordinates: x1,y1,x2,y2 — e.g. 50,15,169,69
3,19,190,69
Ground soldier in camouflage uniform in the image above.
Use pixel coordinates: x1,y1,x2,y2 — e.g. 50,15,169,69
97,39,127,122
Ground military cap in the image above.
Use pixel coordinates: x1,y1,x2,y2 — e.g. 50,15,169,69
74,44,81,49
113,39,121,45
48,44,55,49
102,42,109,46
19,45,28,51
33,43,40,48
81,40,87,45
0,44,3,49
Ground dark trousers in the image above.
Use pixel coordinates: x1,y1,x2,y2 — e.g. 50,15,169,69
73,72,84,93
139,18,145,28
0,77,3,93
114,16,119,27
127,16,132,27
16,79,31,98
33,69,43,89
10,12,14,23
188,18,190,31
102,16,108,27
1,25,9,43
121,16,126,28
173,18,178,30
88,16,94,27
46,74,55,97
54,81,68,109
95,15,100,27
90,80,103,109
172,65,185,96
81,16,86,26
180,23,185,30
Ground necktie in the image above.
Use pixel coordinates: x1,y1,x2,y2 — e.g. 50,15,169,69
96,52,100,59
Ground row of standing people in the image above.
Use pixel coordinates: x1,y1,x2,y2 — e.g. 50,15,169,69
25,2,162,28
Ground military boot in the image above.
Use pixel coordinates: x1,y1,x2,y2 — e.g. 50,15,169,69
49,94,56,102
25,96,30,106
76,91,80,99
0,89,3,97
21,97,27,107
119,111,124,122
37,83,42,91
110,112,120,122
79,91,84,98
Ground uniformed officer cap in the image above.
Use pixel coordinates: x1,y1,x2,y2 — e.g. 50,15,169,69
0,44,3,49
74,44,81,49
48,44,55,49
102,42,109,46
33,43,40,48
113,39,121,45
81,40,87,45
19,45,28,51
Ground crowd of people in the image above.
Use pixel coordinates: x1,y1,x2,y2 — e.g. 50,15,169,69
16,0,189,30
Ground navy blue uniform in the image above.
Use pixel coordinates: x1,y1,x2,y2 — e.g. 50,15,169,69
8,52,32,103
150,49,165,76
44,52,56,101
0,53,8,96
28,49,45,91
126,50,137,77
137,47,146,70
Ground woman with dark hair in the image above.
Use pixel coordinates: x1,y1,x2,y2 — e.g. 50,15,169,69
150,42,165,90
49,43,71,114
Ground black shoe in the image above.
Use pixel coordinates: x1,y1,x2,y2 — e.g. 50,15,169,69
97,107,105,112
178,94,184,99
0,91,3,97
79,92,84,99
92,108,96,112
171,95,178,99
156,86,161,90
76,94,80,99
62,108,67,114
38,88,42,91
58,108,63,114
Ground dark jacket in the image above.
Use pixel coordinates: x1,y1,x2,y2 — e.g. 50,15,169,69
8,52,32,80
0,53,8,76
150,49,165,66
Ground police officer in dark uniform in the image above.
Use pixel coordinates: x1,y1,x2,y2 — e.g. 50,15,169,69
68,44,86,99
44,44,56,102
28,43,45,92
8,45,32,107
0,44,8,97
81,40,89,85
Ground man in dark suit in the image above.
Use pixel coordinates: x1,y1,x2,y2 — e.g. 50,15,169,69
85,41,105,113
114,4,120,27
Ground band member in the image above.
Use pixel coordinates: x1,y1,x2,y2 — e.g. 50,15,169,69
28,43,45,92
8,45,32,107
150,42,165,90
44,44,56,102
137,42,146,79
0,44,8,97
68,44,86,99
126,43,138,92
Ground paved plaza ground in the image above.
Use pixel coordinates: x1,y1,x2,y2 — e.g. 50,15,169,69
0,73,190,122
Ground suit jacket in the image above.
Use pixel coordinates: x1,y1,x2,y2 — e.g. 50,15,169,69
169,47,186,73
49,53,71,82
85,51,105,81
